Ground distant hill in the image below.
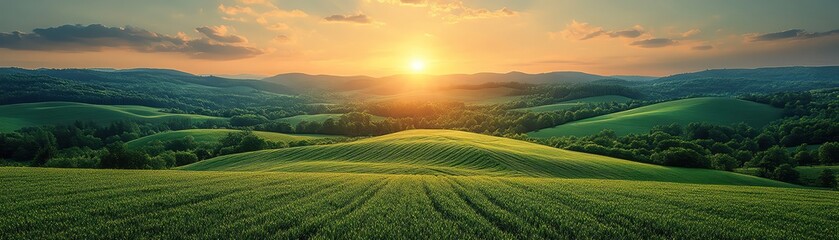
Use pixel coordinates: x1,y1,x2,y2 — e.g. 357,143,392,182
641,66,839,98
0,102,223,132
513,95,634,113
528,97,783,137
262,71,612,93
610,75,658,81
182,129,790,187
0,68,303,113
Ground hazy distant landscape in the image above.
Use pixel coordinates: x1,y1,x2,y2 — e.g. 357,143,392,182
1,0,838,239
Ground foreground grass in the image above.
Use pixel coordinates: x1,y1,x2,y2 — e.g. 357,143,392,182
1,167,837,239
183,130,791,187
513,95,633,113
528,97,782,137
0,102,223,132
125,129,331,149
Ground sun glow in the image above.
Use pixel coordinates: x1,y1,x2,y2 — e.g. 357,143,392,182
409,59,426,73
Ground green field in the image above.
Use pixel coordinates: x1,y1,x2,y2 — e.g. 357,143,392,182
797,166,839,186
2,167,837,239
183,129,789,187
278,113,386,126
125,129,330,149
528,97,783,138
514,95,633,112
0,102,224,132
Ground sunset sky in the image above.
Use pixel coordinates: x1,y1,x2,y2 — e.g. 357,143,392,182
1,0,837,77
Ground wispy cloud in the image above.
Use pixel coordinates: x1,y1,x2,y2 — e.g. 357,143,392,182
691,45,713,51
681,29,701,38
218,0,306,31
195,25,247,43
375,0,517,22
324,14,373,24
747,29,839,42
0,24,263,60
630,38,677,48
556,20,645,40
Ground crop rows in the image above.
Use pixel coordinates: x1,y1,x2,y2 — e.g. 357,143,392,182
183,130,791,187
2,168,837,239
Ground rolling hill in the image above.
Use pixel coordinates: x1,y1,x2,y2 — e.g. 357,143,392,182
528,97,783,138
0,68,303,112
641,66,839,98
124,129,330,149
513,95,633,112
182,129,789,187
3,167,836,239
0,102,224,132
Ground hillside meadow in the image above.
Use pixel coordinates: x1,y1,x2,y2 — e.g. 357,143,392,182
528,97,783,138
513,95,633,113
183,130,790,187
0,102,223,132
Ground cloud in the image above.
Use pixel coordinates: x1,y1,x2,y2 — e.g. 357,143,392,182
218,4,254,16
691,45,713,51
218,1,306,30
376,0,517,22
273,35,292,44
0,24,262,60
558,20,645,40
195,25,247,43
324,14,373,24
748,29,839,42
630,38,677,48
681,29,701,38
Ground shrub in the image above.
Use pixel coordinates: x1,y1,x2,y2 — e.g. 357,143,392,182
651,147,709,168
710,154,738,171
772,164,800,183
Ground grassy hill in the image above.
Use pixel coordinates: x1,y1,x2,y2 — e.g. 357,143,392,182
125,129,329,149
528,97,783,138
182,129,789,187
2,167,837,239
0,102,224,132
514,95,633,112
0,68,303,112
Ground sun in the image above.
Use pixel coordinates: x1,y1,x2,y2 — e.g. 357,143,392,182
409,59,426,73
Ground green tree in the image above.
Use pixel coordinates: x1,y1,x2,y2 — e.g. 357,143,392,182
749,146,793,172
651,147,709,168
32,130,58,166
710,154,738,171
772,164,799,183
818,142,839,165
173,151,199,166
793,150,817,166
230,114,269,127
100,142,149,169
818,169,837,189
